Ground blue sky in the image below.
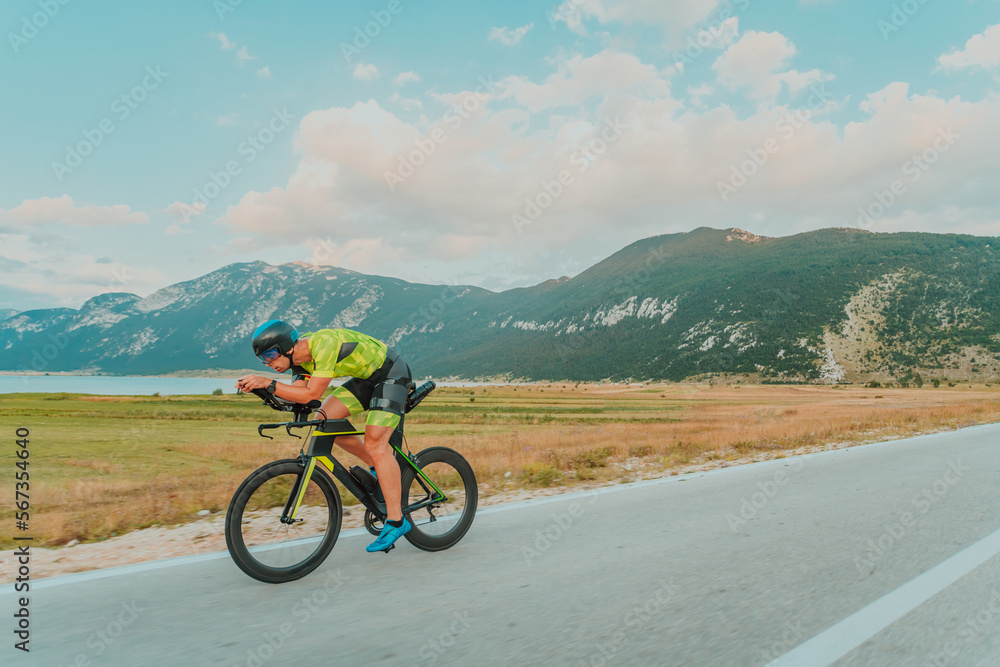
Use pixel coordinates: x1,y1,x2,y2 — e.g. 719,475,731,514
1,0,999,312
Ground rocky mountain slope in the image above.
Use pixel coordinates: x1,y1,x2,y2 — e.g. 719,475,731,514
2,228,998,384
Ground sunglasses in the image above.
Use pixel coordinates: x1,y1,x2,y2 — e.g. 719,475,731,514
257,346,283,364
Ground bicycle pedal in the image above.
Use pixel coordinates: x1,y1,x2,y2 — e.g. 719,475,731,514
382,544,395,554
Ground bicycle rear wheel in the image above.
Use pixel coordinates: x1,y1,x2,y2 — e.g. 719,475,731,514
225,459,342,583
400,447,477,551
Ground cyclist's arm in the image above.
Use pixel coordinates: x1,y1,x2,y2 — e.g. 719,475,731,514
273,375,332,403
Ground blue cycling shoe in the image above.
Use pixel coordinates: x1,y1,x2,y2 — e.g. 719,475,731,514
366,518,411,553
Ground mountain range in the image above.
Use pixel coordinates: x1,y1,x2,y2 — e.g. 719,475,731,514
2,227,998,384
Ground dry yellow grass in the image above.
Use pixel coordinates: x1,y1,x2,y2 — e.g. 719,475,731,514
407,384,1000,492
3,384,999,546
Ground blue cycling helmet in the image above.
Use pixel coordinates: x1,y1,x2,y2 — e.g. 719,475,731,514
252,320,299,365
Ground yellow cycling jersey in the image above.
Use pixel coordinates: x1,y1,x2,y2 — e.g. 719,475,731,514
298,329,388,380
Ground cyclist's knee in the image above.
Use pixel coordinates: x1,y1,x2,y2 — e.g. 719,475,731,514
362,424,393,451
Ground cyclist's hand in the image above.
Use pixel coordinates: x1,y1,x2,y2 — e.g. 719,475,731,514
236,375,270,393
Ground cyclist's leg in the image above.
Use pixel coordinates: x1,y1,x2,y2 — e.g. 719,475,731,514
365,368,411,522
324,381,374,466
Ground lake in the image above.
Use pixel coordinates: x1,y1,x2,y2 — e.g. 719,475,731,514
0,376,505,395
0,376,244,396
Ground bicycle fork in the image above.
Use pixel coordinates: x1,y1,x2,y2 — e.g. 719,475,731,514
280,456,318,524
280,455,355,524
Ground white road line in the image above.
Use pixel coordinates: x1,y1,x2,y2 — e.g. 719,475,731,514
767,526,1000,667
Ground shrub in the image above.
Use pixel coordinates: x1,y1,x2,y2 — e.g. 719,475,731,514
521,463,560,487
628,444,653,458
569,446,613,469
212,388,223,396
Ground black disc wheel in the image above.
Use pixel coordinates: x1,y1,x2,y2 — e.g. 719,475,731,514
400,447,478,551
225,459,342,583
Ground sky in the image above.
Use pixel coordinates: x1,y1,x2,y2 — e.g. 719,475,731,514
1,0,999,312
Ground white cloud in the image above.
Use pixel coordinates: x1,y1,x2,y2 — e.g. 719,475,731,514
237,46,257,64
666,16,739,76
303,237,397,269
164,201,206,221
502,50,670,112
713,30,833,99
550,0,723,38
219,53,681,281
257,66,272,79
208,32,260,67
209,31,235,50
938,23,1000,71
687,83,714,107
0,196,148,227
0,225,164,306
488,23,534,46
389,92,423,112
215,49,1000,290
353,63,381,81
395,71,421,85
702,16,740,50
0,246,165,306
217,113,239,126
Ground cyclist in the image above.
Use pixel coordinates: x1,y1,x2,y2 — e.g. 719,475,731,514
236,320,412,553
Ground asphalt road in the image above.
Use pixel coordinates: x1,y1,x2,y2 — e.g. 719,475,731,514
3,423,1000,666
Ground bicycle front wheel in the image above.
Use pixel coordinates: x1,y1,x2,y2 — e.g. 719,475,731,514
400,447,478,551
225,459,342,583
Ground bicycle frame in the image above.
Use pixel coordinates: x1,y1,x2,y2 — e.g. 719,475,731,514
279,418,448,525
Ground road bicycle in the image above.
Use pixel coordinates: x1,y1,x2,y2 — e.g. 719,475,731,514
225,381,477,583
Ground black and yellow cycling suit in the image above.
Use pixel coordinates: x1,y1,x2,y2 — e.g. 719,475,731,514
292,329,412,430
